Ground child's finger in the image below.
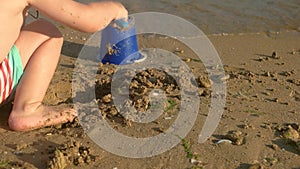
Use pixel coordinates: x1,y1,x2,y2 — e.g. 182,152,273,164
114,18,129,29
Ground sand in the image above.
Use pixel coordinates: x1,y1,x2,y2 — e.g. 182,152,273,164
0,25,299,169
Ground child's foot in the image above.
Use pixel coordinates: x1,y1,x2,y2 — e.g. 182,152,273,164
8,104,77,131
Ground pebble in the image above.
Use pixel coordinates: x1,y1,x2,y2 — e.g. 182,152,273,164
282,125,299,142
271,144,279,151
16,143,28,151
241,123,255,129
198,88,205,96
272,51,280,59
222,33,229,36
197,77,211,88
225,130,245,145
289,90,295,97
174,48,184,54
258,57,269,62
221,74,230,81
77,156,84,164
264,72,271,77
265,157,278,165
109,107,118,116
102,94,112,103
185,58,191,63
13,151,23,155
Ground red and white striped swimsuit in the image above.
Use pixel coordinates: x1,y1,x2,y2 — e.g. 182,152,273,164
0,56,14,103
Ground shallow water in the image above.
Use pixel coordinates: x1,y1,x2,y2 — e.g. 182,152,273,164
118,0,300,34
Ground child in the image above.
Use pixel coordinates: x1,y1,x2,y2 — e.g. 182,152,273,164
0,0,128,131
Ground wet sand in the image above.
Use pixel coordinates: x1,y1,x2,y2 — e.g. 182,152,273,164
0,26,299,169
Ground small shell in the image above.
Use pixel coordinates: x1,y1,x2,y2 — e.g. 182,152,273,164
190,158,201,165
215,139,233,144
46,132,53,136
164,116,173,120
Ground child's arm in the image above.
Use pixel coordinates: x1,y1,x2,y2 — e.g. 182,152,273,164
27,0,128,32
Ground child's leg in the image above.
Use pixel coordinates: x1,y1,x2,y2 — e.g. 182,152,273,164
8,20,76,131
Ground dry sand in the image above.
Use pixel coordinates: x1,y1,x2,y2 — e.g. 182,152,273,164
0,25,299,169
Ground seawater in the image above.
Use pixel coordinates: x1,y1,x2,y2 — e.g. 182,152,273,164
77,0,300,34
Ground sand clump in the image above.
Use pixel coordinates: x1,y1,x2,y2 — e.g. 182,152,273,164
276,123,300,152
224,130,246,146
48,139,97,169
95,65,185,123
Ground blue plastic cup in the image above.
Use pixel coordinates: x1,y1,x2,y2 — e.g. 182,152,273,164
98,17,143,65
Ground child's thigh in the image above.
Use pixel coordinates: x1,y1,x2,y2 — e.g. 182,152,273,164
14,19,63,68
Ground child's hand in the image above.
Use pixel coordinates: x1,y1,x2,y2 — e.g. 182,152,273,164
111,2,129,30
114,2,128,21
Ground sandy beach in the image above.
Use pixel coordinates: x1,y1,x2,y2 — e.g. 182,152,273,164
0,24,299,169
